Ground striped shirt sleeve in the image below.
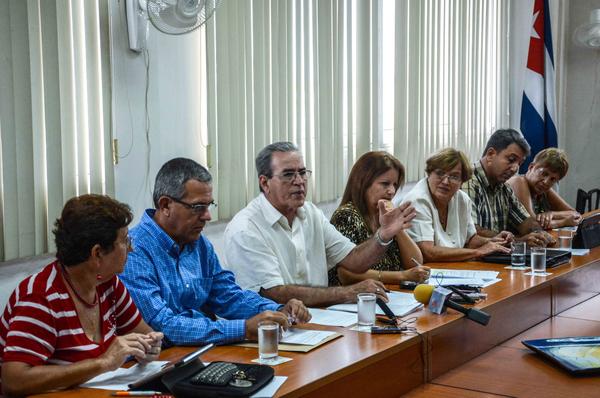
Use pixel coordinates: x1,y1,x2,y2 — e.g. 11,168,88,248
113,276,142,335
3,293,57,366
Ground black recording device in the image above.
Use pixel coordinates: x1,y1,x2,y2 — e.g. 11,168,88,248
371,326,408,334
376,297,397,322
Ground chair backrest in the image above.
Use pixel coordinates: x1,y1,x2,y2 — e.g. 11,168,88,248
576,188,600,214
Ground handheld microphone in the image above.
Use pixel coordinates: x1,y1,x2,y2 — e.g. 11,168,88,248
413,284,491,326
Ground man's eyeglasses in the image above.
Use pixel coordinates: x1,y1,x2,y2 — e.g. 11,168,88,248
433,169,462,184
168,196,218,214
272,169,313,183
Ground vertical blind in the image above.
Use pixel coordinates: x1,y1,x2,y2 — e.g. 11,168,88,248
0,0,113,261
205,0,510,220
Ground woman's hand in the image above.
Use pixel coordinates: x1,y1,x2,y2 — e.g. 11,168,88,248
490,231,514,246
137,331,164,364
536,212,554,229
403,266,431,283
100,333,150,371
476,242,511,257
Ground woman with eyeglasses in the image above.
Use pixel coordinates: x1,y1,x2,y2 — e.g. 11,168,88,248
403,148,511,262
0,195,163,396
329,151,429,287
507,148,581,229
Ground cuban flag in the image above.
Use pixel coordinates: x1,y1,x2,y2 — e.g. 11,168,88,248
519,0,557,172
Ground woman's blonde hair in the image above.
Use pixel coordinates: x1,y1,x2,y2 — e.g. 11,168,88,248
531,148,569,179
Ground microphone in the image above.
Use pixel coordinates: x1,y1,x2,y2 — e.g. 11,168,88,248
414,284,491,326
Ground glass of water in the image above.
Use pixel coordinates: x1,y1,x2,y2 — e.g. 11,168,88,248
558,229,574,250
258,321,279,362
511,241,527,267
530,247,547,275
357,293,377,326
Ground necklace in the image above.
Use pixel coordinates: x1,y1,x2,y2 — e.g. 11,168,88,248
61,264,98,308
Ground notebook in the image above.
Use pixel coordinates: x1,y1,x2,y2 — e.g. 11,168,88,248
481,248,571,268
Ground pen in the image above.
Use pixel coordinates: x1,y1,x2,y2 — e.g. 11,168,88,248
112,392,162,396
411,257,423,267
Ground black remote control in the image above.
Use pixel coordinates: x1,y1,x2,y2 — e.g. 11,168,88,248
370,326,407,334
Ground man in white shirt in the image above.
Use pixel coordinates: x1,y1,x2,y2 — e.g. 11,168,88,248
223,142,416,307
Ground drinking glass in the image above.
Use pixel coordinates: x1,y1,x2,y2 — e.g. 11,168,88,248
357,293,377,326
511,241,527,267
530,247,547,274
558,229,574,250
258,321,279,361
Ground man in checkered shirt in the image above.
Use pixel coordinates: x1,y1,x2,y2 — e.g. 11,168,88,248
462,129,555,247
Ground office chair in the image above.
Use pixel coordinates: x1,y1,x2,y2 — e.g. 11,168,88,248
576,188,600,214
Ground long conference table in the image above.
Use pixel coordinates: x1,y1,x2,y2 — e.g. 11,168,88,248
32,225,600,398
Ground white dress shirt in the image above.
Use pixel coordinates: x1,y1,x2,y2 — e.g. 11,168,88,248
223,193,356,291
402,178,477,248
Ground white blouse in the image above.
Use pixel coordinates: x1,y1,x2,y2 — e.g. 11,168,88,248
401,178,477,248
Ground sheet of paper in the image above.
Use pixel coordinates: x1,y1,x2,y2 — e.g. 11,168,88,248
481,278,502,287
327,291,422,317
280,328,337,345
251,375,287,398
80,361,169,390
430,269,499,280
428,277,501,288
571,249,591,256
308,308,357,327
524,271,552,276
251,356,293,365
427,278,485,287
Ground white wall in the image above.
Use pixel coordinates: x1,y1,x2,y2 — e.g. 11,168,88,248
561,0,600,206
108,0,207,223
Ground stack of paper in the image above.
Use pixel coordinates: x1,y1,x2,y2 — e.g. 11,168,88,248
428,269,501,288
280,328,338,345
308,308,357,327
326,291,422,317
236,328,342,352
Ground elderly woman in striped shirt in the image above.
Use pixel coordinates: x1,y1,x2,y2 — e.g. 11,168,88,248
0,195,163,396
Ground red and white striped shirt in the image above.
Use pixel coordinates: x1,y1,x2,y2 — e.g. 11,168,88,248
0,261,142,374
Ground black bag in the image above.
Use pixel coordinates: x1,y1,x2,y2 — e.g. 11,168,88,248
164,361,274,398
573,213,600,249
129,344,274,398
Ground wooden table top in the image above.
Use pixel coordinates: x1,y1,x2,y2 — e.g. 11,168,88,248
32,322,422,398
29,227,600,398
402,383,508,398
429,299,600,398
405,244,600,334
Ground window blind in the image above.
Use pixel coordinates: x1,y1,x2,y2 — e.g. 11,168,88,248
0,0,112,261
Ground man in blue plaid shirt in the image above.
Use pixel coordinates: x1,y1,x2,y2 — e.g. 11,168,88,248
121,158,310,346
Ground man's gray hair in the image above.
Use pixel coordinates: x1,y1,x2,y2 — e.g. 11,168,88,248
152,157,212,207
255,142,300,192
482,129,531,158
